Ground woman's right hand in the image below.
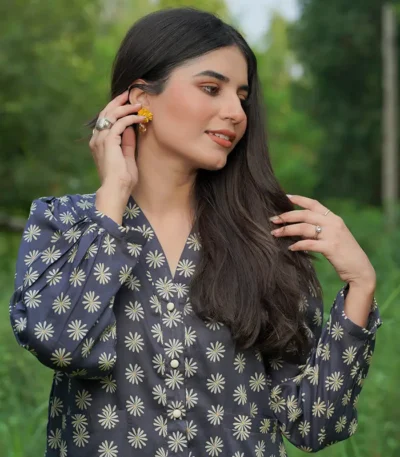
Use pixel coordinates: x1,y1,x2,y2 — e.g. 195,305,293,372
89,90,146,225
89,90,145,194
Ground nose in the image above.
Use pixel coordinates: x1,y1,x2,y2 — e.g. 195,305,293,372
219,95,247,125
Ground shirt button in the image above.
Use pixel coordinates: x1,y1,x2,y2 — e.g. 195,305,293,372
167,302,175,311
173,409,182,419
170,359,179,368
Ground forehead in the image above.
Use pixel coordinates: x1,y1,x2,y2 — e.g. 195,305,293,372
173,46,248,83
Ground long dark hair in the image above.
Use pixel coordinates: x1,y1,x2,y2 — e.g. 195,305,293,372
89,7,323,361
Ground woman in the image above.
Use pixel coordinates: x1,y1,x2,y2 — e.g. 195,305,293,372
10,8,381,457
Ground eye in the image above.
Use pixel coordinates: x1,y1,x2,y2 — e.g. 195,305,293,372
201,85,220,96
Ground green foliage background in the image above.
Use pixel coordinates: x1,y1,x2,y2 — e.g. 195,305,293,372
1,0,399,456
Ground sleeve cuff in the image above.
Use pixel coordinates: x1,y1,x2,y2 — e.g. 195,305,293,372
87,205,147,244
331,284,383,341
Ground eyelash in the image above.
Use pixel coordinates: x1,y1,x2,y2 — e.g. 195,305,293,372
202,85,249,108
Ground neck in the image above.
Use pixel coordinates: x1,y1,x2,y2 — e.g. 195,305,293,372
131,136,197,223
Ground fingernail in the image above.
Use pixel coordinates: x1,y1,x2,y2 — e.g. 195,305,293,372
269,216,279,222
286,194,292,198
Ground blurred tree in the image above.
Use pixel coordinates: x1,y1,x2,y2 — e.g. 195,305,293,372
255,13,323,196
290,0,391,205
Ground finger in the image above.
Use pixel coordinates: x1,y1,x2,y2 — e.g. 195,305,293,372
98,90,130,119
270,210,323,225
271,223,317,239
288,239,326,252
121,126,136,159
103,103,142,124
106,114,146,138
287,195,329,214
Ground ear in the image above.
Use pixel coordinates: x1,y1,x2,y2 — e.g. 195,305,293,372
128,79,150,107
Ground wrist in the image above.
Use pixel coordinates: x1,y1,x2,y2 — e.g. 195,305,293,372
95,185,130,226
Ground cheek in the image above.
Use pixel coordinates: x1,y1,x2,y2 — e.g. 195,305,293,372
159,85,209,126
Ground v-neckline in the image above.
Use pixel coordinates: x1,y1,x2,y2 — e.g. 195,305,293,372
127,195,195,282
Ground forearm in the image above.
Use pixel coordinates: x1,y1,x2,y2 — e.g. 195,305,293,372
344,279,376,328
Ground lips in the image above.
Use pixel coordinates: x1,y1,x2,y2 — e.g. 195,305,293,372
206,129,236,142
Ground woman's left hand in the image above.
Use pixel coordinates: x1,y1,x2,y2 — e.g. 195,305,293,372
270,194,376,287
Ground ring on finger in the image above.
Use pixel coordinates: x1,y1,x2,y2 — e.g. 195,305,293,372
95,117,114,131
314,225,323,240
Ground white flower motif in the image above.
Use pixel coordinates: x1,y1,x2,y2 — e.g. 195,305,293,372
162,309,183,328
69,267,86,287
205,436,223,456
23,267,39,287
81,338,95,358
125,301,144,321
165,370,185,390
75,389,92,410
125,332,144,353
233,385,247,405
98,404,119,429
100,375,117,394
24,289,41,308
168,431,187,452
51,348,72,367
185,388,198,408
207,405,224,425
71,413,88,431
67,320,88,341
249,373,266,392
46,268,63,286
102,234,116,255
98,353,116,371
82,291,101,313
342,346,358,365
126,395,145,416
234,353,246,373
24,249,40,266
125,274,141,291
146,250,166,268
176,259,196,277
153,415,168,437
187,233,201,251
127,427,148,449
206,341,226,362
47,428,62,449
94,263,112,284
206,373,226,394
34,321,54,341
335,415,347,432
24,224,41,242
164,339,184,359
73,428,90,447
64,227,82,243
14,317,27,332
184,326,197,346
50,397,63,418
186,420,198,440
233,415,251,441
125,363,145,385
325,371,344,391
184,358,198,377
60,211,76,225
152,384,167,406
156,277,176,299
98,440,118,457
40,245,62,264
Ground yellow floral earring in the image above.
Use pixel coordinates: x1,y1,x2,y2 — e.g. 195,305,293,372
138,107,153,133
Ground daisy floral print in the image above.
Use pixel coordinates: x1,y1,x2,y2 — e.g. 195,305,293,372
10,193,382,456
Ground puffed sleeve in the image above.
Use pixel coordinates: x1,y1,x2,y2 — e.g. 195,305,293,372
265,285,382,452
9,193,147,379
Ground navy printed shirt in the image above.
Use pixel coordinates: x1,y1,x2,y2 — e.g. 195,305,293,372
9,193,382,457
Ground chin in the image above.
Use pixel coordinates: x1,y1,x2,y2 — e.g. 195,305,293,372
194,149,229,171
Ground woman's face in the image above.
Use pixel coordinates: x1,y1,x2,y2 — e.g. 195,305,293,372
136,46,249,171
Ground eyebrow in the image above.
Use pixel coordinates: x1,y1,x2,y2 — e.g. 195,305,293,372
193,70,249,92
